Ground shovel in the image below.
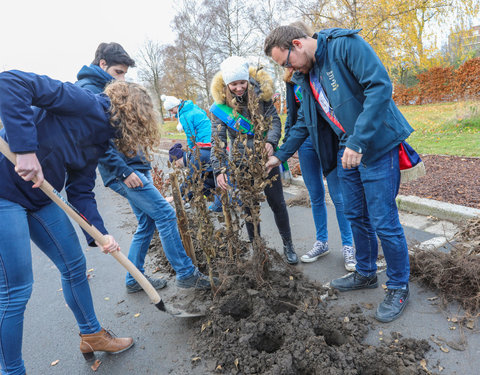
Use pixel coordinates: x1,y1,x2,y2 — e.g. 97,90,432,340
0,137,204,318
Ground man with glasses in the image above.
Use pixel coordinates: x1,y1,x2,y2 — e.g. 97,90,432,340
264,26,414,323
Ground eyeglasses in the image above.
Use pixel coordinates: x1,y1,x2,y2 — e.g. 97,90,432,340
283,45,293,68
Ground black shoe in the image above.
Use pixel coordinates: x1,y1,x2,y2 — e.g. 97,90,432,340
375,287,409,323
330,271,378,291
283,240,298,265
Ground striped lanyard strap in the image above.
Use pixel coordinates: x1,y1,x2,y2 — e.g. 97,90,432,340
309,70,345,133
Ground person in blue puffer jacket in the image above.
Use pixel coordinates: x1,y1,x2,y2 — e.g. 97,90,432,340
76,44,214,295
0,69,162,374
162,95,223,212
265,26,415,323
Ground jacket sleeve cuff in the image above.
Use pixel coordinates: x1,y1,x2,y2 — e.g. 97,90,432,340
345,137,365,154
120,167,135,180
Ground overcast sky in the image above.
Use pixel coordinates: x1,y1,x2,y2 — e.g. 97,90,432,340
0,0,177,82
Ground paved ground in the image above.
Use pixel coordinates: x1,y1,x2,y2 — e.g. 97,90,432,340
21,156,479,374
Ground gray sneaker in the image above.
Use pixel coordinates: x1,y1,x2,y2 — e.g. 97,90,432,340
126,275,167,294
342,245,356,272
177,268,217,290
300,241,329,263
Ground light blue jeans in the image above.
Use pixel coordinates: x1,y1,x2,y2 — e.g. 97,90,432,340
0,198,101,375
108,170,195,285
298,136,353,246
337,147,410,288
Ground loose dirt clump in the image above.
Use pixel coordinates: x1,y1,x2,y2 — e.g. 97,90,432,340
285,190,311,208
410,217,480,314
192,254,431,375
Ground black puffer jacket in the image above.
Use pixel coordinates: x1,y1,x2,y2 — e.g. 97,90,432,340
210,67,281,174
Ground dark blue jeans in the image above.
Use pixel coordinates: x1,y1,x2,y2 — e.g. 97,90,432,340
0,198,102,375
109,170,195,285
298,136,353,246
337,147,410,288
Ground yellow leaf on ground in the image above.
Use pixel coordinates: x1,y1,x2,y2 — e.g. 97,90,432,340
50,359,60,366
234,358,239,369
191,357,201,363
466,320,475,330
289,276,293,280
440,346,449,353
134,313,140,318
104,297,110,301
88,268,94,273
420,359,428,371
91,359,102,371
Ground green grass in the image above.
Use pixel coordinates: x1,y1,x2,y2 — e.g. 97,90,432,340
159,101,480,157
159,120,186,140
399,101,480,157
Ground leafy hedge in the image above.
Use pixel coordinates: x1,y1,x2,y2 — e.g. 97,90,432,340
393,57,480,105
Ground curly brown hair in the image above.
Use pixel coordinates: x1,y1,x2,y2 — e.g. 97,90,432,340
104,81,159,161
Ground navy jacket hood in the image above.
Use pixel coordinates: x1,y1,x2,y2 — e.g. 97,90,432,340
76,64,113,94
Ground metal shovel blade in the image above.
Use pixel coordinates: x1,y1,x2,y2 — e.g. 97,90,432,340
156,300,205,318
166,306,206,318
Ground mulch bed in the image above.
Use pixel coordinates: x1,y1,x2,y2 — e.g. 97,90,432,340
399,154,480,209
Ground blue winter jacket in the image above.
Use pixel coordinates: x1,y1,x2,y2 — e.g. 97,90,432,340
275,28,414,170
0,70,115,245
76,64,114,94
178,100,212,149
75,65,151,187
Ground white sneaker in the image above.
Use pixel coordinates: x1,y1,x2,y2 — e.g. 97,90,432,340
300,241,329,263
343,245,356,271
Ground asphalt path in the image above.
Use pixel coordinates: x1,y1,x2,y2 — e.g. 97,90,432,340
21,156,479,374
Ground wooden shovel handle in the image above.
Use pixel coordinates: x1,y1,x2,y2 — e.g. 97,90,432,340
0,137,164,309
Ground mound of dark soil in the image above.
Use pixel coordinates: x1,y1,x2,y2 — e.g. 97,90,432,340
191,255,431,375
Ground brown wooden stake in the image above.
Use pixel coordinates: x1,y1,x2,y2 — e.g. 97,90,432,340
221,191,234,260
170,171,197,266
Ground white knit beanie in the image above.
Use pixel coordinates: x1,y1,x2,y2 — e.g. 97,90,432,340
161,95,181,111
220,56,249,85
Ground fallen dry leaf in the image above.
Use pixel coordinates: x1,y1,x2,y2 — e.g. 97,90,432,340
440,346,449,353
450,317,458,323
427,296,438,301
381,284,387,290
191,357,201,363
91,359,101,371
104,297,110,301
466,320,475,330
88,268,94,273
234,358,239,369
362,303,374,310
343,317,350,323
216,364,223,371
420,359,428,371
134,313,140,318
289,276,294,280
50,359,60,366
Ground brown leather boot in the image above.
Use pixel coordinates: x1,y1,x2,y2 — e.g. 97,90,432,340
79,328,134,360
